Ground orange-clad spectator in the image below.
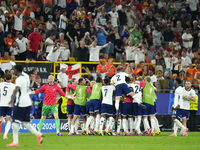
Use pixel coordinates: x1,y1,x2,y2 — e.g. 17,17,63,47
107,58,116,77
185,69,195,84
136,61,146,77
129,63,136,74
20,0,32,17
96,59,108,73
173,27,182,42
1,52,9,61
193,64,200,76
193,48,200,58
32,18,40,27
4,32,13,50
30,0,38,12
24,17,32,27
145,54,152,71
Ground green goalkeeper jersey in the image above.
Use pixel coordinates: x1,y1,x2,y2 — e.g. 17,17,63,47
143,83,157,106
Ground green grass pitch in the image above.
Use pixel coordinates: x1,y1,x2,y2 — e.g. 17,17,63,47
1,132,200,150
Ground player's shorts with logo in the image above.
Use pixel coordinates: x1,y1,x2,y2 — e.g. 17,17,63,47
172,108,180,118
0,107,12,117
132,103,143,116
121,102,132,116
67,104,75,116
101,103,114,115
89,99,101,113
74,104,86,116
115,83,132,97
143,103,155,116
179,109,189,120
12,106,31,123
42,104,58,116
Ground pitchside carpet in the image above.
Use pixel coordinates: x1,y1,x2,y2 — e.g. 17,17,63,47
1,132,200,150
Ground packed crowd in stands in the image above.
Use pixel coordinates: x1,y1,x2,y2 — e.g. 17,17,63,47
0,0,200,92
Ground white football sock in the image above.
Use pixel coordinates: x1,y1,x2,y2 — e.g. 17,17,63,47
128,118,133,133
71,124,75,133
4,121,11,137
68,119,72,131
13,122,19,144
22,122,39,136
91,120,95,129
95,114,100,130
135,117,142,134
86,116,94,131
174,119,186,130
100,117,105,131
123,119,127,132
133,118,137,130
174,123,177,135
143,118,150,130
117,119,121,133
75,117,79,132
150,119,156,133
108,117,115,130
154,117,160,130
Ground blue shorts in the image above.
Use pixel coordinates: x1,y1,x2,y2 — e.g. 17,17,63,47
172,109,180,118
67,105,75,116
154,101,157,114
0,107,12,117
74,104,86,116
179,109,189,120
143,103,155,116
101,104,114,115
86,102,91,115
132,103,143,117
121,102,132,117
115,83,133,97
12,106,31,123
89,99,101,113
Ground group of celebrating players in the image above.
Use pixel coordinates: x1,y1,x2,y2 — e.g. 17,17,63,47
0,64,197,147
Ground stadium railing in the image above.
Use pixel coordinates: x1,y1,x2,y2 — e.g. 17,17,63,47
0,60,196,78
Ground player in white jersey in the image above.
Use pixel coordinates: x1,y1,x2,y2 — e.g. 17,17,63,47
6,65,43,147
99,78,115,136
128,79,143,136
169,79,183,136
0,74,16,139
111,67,135,112
179,80,196,135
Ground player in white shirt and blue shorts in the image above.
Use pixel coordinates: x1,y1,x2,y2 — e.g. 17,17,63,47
6,65,43,147
99,78,115,136
128,80,143,136
111,67,136,135
179,80,196,136
0,74,16,139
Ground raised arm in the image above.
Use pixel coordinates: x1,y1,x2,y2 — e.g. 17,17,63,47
21,2,28,16
82,67,92,76
88,39,96,49
100,41,111,50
